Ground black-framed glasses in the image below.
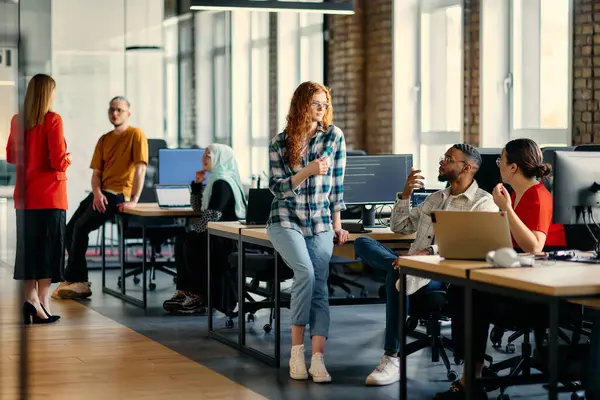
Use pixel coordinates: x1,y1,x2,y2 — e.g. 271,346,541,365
496,157,502,167
108,108,127,114
311,101,329,110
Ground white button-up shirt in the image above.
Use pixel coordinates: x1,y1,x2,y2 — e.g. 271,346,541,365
390,180,498,294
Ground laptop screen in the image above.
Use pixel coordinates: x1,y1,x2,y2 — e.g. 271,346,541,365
155,185,191,207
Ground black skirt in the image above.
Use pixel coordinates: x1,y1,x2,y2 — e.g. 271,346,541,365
14,209,66,283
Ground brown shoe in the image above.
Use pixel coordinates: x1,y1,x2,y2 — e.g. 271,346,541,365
53,282,92,300
51,282,71,300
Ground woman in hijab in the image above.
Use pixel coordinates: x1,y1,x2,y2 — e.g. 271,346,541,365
163,143,247,314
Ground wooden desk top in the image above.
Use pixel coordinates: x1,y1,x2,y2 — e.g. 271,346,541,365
395,256,490,278
207,221,261,234
470,266,600,297
241,227,414,243
122,203,201,217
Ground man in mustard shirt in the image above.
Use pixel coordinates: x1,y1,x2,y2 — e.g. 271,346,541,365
52,96,148,300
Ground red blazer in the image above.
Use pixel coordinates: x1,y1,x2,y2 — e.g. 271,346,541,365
6,112,71,210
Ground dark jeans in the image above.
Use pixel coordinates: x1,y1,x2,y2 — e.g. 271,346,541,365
587,310,600,399
354,236,444,353
65,192,124,283
174,231,207,296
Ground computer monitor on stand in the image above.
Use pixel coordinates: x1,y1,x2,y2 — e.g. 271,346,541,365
552,151,600,263
343,154,413,227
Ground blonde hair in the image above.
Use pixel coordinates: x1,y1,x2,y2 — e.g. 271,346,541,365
23,74,56,130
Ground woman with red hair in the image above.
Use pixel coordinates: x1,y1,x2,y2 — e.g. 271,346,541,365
267,81,349,383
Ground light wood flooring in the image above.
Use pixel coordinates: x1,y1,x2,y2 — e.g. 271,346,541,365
0,265,266,400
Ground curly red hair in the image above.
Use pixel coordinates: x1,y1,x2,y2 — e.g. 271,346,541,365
284,81,333,168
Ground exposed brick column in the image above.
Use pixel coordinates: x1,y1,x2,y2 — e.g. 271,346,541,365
463,0,480,147
572,0,600,145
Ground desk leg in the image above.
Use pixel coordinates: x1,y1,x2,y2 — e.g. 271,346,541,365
119,216,125,295
398,270,407,399
239,238,245,347
142,224,147,309
464,285,474,400
101,223,106,289
274,251,280,368
207,232,213,333
548,298,559,400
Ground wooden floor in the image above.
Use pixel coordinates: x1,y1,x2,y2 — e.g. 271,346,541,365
0,266,266,400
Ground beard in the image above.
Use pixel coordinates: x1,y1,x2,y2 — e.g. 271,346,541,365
438,169,459,182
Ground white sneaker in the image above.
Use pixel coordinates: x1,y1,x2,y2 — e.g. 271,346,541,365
365,355,400,386
308,352,332,383
289,345,308,380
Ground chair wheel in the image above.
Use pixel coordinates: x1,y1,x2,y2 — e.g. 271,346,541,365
505,343,516,353
148,283,156,291
263,324,272,333
454,357,463,365
447,370,458,381
346,293,354,299
490,326,504,348
360,289,368,298
225,319,234,329
247,313,255,322
497,395,510,400
133,276,140,285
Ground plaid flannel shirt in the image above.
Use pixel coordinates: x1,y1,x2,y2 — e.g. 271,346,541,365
268,124,347,237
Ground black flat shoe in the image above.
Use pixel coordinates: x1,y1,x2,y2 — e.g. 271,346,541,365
22,302,60,325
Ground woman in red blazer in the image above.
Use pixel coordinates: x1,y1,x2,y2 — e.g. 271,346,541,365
6,74,71,324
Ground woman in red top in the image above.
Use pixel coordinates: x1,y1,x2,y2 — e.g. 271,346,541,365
492,138,567,252
6,74,71,324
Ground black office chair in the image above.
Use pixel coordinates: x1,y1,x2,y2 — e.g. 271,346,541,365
222,250,293,333
327,255,368,298
0,160,16,186
118,139,183,291
474,148,503,195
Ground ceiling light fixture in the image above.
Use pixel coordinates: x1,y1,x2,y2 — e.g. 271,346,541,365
190,0,355,15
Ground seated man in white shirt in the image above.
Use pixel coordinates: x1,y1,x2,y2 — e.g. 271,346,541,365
354,144,498,387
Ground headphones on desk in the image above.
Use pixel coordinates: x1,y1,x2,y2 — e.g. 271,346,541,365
486,248,521,268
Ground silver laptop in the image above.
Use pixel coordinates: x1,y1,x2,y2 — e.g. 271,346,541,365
431,210,513,260
155,184,191,209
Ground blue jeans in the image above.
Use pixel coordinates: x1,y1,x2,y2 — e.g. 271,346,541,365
267,225,334,338
354,236,444,353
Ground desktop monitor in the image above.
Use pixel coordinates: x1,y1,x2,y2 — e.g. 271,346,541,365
552,151,600,261
474,148,503,195
343,154,413,227
158,148,209,185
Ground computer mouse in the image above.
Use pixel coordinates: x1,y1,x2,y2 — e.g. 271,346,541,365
486,248,520,268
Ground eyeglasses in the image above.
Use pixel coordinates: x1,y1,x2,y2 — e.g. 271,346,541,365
496,157,502,167
439,156,466,165
311,101,329,110
109,108,128,114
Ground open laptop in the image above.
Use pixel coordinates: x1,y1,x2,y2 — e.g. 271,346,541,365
239,188,274,226
431,210,513,260
154,184,192,209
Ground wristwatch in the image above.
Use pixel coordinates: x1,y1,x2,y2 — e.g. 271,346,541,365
130,195,137,202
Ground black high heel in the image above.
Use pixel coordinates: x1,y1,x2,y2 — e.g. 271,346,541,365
40,303,60,321
22,302,60,325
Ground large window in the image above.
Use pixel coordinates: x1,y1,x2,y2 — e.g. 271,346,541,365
163,17,179,147
481,0,571,147
277,13,324,130
249,12,270,179
419,0,463,188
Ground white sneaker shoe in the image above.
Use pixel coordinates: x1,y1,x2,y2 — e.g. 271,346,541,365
289,345,308,380
365,355,400,386
308,352,332,383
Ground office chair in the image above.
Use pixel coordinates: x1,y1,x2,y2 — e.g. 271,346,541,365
118,139,183,291
474,148,503,195
327,255,368,298
222,249,293,333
